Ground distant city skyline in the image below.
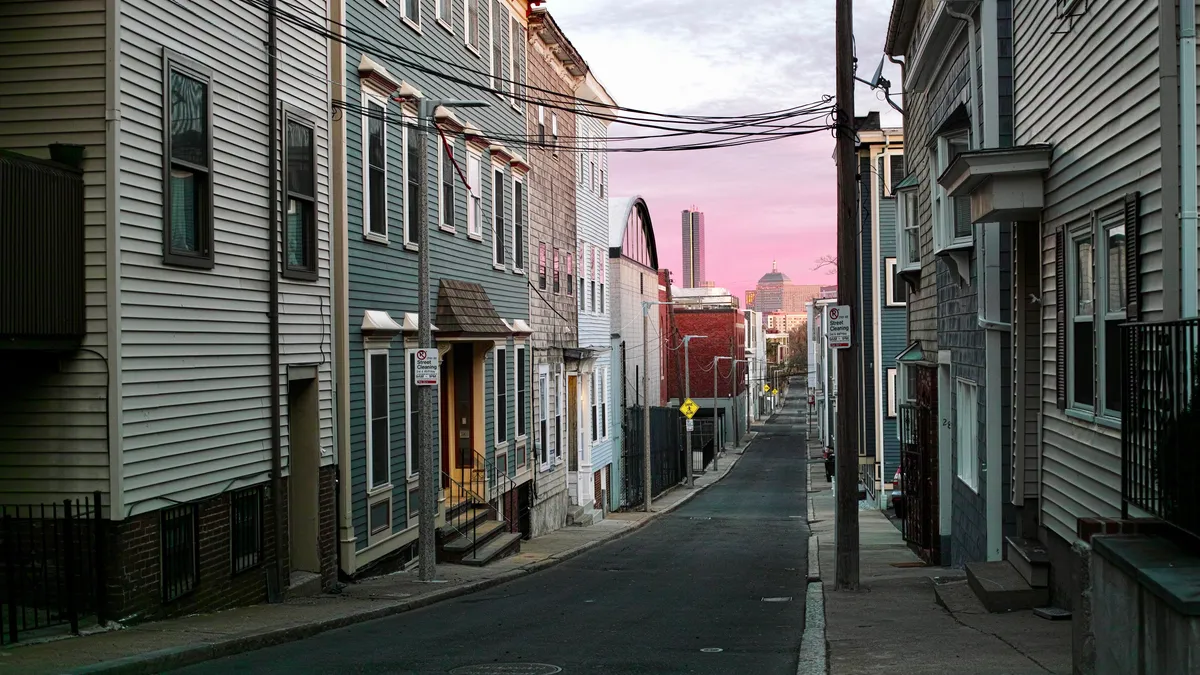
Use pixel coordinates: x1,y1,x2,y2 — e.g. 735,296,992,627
681,209,706,288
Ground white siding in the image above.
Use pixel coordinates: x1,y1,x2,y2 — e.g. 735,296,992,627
0,0,111,502
1015,0,1160,542
117,0,333,514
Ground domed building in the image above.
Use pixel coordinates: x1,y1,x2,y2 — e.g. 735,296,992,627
753,261,792,313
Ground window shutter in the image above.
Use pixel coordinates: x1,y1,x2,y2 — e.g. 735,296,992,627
1124,191,1141,321
1055,226,1067,410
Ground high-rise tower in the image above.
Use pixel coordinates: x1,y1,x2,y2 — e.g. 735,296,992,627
681,208,706,288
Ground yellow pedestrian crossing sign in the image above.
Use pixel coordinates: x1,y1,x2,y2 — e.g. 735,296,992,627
680,398,699,419
763,383,770,392
772,388,779,396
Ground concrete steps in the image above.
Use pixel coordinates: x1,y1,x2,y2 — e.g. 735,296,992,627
437,502,521,566
567,503,602,527
459,532,523,566
1005,536,1050,588
965,560,1049,613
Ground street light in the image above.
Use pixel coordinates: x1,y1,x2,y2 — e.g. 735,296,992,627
641,301,673,512
414,96,489,582
681,334,707,488
713,356,732,460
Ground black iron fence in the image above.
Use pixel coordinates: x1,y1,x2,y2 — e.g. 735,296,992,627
679,416,716,474
1122,319,1200,540
0,492,106,644
621,406,686,507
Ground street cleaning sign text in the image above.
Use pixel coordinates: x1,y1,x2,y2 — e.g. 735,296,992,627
827,305,851,349
408,348,439,386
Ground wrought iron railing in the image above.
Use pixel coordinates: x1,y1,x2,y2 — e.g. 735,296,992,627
0,492,106,644
1122,318,1200,540
441,448,520,553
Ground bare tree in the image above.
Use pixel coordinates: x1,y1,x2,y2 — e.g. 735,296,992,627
813,254,838,275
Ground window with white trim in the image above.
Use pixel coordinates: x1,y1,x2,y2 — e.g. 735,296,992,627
955,378,978,491
407,351,421,477
513,178,525,271
516,345,527,439
555,372,563,461
590,373,598,444
1067,209,1126,419
897,188,919,270
492,165,505,266
366,350,390,489
437,0,451,27
884,258,906,307
363,92,387,240
539,370,549,468
886,368,897,418
467,152,482,238
537,106,545,144
439,139,456,231
601,368,608,439
566,252,574,296
465,0,480,50
404,109,419,247
551,247,559,294
495,347,508,445
402,0,421,28
551,113,559,154
932,132,972,252
490,0,502,89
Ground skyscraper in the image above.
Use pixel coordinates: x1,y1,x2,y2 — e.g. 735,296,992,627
681,208,706,288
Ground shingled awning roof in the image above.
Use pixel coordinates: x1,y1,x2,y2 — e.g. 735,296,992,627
435,279,511,338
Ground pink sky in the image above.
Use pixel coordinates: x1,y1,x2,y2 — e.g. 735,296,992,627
551,0,901,303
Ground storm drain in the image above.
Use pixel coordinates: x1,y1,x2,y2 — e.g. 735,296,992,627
449,665,562,675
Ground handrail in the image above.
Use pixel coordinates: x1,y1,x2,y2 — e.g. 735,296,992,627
440,470,484,551
472,448,516,529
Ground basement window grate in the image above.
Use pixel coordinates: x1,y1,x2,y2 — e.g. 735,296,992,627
161,503,199,602
230,487,263,574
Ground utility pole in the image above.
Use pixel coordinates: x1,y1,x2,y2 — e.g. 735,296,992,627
713,355,721,459
643,303,652,512
834,0,861,591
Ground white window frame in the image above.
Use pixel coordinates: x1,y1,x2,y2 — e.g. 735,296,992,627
401,0,421,32
406,350,420,479
401,107,418,250
601,368,609,439
362,90,389,243
1067,226,1096,414
932,132,973,253
551,113,559,154
512,175,525,273
494,346,508,446
436,0,453,32
467,150,483,239
506,13,516,97
538,367,550,470
464,0,481,53
886,368,897,418
1098,211,1127,420
365,348,391,491
489,0,502,90
897,188,920,271
492,161,505,269
955,377,979,491
590,373,598,446
536,106,545,144
885,258,905,307
438,137,456,232
516,345,527,439
555,371,564,462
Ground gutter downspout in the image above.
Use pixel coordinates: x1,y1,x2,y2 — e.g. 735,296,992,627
105,0,124,521
1181,0,1198,318
330,0,356,576
1162,0,1183,321
944,3,982,149
267,0,285,594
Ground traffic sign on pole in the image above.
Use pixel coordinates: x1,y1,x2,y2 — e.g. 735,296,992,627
827,305,851,349
409,348,439,386
679,398,699,419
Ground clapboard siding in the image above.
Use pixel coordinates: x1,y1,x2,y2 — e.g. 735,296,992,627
344,0,529,546
0,0,111,502
117,0,333,514
878,195,904,478
858,153,877,460
1015,0,1159,544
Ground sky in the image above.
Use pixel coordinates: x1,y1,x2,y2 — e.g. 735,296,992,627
550,0,903,303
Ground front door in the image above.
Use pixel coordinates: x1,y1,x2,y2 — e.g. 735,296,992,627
567,374,579,503
454,345,475,484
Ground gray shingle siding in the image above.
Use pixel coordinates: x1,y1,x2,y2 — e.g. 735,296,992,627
345,0,529,547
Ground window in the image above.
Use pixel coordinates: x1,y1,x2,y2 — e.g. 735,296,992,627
538,243,548,290
551,114,559,153
230,487,262,574
933,132,972,251
600,169,606,198
600,369,608,439
402,0,420,27
437,0,451,27
161,504,198,602
163,54,214,268
404,111,419,247
885,258,906,306
1101,217,1127,416
590,278,596,312
580,130,589,186
513,179,525,270
599,281,605,312
555,373,563,461
897,188,920,270
508,17,522,103
492,167,505,266
467,152,482,238
590,374,598,443
955,378,979,491
367,350,390,488
363,94,387,240
553,248,561,294
537,106,545,145
1069,231,1095,409
539,371,549,468
440,140,456,230
516,346,527,438
407,351,421,477
513,23,527,106
465,0,480,50
369,500,390,535
590,140,597,192
490,0,503,89
282,115,318,280
566,253,574,295
495,347,508,444
886,369,897,418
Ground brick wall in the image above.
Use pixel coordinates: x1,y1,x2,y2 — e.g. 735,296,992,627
318,465,338,588
665,308,747,401
592,469,602,510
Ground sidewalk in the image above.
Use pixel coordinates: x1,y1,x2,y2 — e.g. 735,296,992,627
2,434,755,675
804,435,1072,675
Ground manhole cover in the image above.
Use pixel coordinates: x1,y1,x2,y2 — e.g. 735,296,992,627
449,665,562,675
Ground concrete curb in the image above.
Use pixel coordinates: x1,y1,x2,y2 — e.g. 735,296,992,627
797,580,828,675
66,449,751,675
807,536,820,583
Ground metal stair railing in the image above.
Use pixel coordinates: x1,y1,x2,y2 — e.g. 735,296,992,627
472,449,517,531
440,470,488,552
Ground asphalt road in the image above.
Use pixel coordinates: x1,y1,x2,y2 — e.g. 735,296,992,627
179,396,810,675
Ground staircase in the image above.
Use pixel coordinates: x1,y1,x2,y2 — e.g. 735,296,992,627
567,502,602,527
964,536,1050,613
436,451,522,567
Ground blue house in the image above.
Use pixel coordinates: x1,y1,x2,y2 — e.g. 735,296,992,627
332,0,535,576
854,113,906,507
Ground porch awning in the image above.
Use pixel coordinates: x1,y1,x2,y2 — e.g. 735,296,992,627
564,347,604,362
895,341,924,363
434,279,511,338
938,144,1053,223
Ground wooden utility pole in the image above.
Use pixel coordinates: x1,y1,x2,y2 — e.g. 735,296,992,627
834,0,861,590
